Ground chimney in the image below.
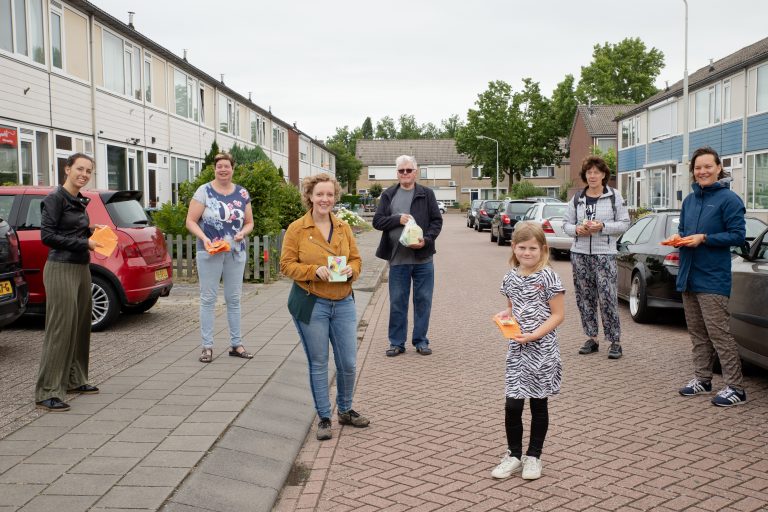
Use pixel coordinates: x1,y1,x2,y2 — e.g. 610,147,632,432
127,11,135,29
588,98,594,115
182,49,188,61
248,91,252,101
220,74,225,84
709,58,715,72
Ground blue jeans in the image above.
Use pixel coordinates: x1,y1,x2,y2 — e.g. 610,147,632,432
388,261,434,349
292,295,357,419
197,250,247,349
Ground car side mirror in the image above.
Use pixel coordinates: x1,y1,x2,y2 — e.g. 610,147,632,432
730,243,749,259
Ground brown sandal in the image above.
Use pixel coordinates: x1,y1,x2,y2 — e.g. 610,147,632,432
229,347,253,359
199,348,213,363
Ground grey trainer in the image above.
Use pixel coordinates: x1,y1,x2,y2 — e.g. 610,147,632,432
338,409,370,428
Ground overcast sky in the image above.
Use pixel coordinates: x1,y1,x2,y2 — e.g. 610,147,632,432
91,0,768,142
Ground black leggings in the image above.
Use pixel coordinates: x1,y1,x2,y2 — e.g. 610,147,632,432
505,397,549,459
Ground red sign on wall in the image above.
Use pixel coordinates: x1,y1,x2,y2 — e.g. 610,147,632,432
0,127,18,148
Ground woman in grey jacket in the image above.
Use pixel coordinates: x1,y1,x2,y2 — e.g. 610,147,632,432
563,156,630,359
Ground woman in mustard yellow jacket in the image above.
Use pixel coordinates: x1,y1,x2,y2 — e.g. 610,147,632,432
280,174,369,441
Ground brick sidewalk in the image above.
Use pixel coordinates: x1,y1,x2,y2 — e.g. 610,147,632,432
275,214,768,512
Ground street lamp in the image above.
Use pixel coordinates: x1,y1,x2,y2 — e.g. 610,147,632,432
681,0,690,206
476,135,500,199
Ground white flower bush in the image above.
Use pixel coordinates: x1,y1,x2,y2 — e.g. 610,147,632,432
336,207,370,230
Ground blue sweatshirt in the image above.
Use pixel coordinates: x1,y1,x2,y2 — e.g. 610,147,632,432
676,181,745,297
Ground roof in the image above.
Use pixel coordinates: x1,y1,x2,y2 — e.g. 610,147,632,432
573,105,633,138
70,0,329,150
355,139,472,166
618,35,768,119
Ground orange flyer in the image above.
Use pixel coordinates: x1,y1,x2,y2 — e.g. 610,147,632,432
493,315,522,338
205,240,231,254
90,226,118,257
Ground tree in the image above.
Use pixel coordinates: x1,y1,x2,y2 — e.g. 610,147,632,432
397,114,422,139
228,143,268,166
575,37,664,105
328,140,363,193
368,183,383,199
375,116,397,139
590,145,617,177
550,74,578,138
456,79,564,194
440,115,464,139
420,122,440,139
361,117,374,139
203,140,220,168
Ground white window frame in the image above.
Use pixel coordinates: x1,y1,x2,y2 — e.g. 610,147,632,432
99,27,143,103
745,151,768,211
523,166,555,178
471,165,482,179
757,63,768,114
694,83,721,130
143,51,152,104
648,100,677,141
49,1,64,70
620,116,640,148
722,78,731,121
0,0,46,67
173,68,198,122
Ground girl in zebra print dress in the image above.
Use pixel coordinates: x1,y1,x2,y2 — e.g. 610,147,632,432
491,222,565,481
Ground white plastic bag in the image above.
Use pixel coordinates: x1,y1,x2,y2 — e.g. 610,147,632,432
399,217,423,247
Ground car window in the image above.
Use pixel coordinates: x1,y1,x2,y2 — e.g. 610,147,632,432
621,216,654,244
543,204,567,218
106,199,149,227
507,202,534,215
522,205,537,220
0,196,13,222
16,196,44,230
636,216,658,244
746,217,768,240
665,216,680,238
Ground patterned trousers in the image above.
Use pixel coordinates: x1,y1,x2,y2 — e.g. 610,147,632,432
570,253,621,344
682,292,743,389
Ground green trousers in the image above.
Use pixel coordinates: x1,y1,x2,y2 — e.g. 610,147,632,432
35,261,92,402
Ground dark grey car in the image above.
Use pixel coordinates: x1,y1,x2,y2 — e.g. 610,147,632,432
730,226,768,370
466,199,483,229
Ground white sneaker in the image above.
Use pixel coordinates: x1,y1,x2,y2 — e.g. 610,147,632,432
521,455,542,480
491,450,522,479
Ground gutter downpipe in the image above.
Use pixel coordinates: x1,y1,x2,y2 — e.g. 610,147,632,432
89,13,98,187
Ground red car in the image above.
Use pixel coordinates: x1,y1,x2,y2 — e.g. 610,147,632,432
0,187,173,331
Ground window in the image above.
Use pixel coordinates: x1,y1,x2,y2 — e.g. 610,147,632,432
50,8,62,69
523,166,554,178
103,30,124,94
132,46,141,100
471,165,482,178
746,153,768,210
107,145,127,190
722,79,731,121
174,69,198,121
218,94,229,133
694,84,721,129
199,84,205,123
0,125,19,184
649,101,677,140
595,138,615,153
621,215,654,245
649,168,668,209
272,127,285,153
1,0,43,63
620,117,640,148
144,53,152,103
171,156,189,204
758,64,768,113
250,112,258,144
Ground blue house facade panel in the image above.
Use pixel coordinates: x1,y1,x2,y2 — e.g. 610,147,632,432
689,120,743,156
747,113,768,152
618,145,645,172
647,136,683,165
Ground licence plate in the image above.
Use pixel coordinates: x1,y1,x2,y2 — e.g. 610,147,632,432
0,280,12,297
154,268,169,282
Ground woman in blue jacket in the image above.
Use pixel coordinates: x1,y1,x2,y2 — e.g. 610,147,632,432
667,147,747,407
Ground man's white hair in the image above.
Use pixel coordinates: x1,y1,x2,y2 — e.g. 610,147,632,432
395,155,418,169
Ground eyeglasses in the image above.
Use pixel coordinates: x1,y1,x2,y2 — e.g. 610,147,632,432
397,168,415,175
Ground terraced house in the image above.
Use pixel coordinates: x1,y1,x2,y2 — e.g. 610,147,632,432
0,0,334,206
616,36,768,221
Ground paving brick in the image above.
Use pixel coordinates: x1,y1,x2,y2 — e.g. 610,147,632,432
0,464,71,484
43,473,121,496
17,495,99,512
67,456,141,475
95,485,173,509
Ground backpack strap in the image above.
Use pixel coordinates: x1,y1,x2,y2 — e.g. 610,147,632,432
574,187,617,222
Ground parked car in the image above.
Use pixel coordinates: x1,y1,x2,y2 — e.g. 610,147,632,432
730,225,768,370
490,199,538,245
0,187,173,331
466,199,483,229
521,202,570,258
437,201,446,214
474,200,502,232
0,215,28,328
525,196,565,204
615,211,767,323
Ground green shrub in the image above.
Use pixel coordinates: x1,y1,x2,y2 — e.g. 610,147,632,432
510,180,547,199
151,201,189,237
340,194,361,207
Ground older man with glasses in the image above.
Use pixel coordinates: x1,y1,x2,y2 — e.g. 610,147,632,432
373,155,443,357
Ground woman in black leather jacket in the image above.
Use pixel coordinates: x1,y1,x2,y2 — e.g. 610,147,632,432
35,153,102,412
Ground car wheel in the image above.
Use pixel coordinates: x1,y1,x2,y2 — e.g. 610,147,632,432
497,231,506,246
476,222,481,232
490,226,497,242
629,272,650,323
91,275,120,332
122,296,159,314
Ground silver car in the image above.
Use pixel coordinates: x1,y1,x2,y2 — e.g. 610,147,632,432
521,202,570,258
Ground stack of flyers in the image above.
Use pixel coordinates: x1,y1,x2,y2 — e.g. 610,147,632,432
493,315,522,338
328,255,347,282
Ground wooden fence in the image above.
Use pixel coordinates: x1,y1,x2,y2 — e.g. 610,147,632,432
165,230,285,283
